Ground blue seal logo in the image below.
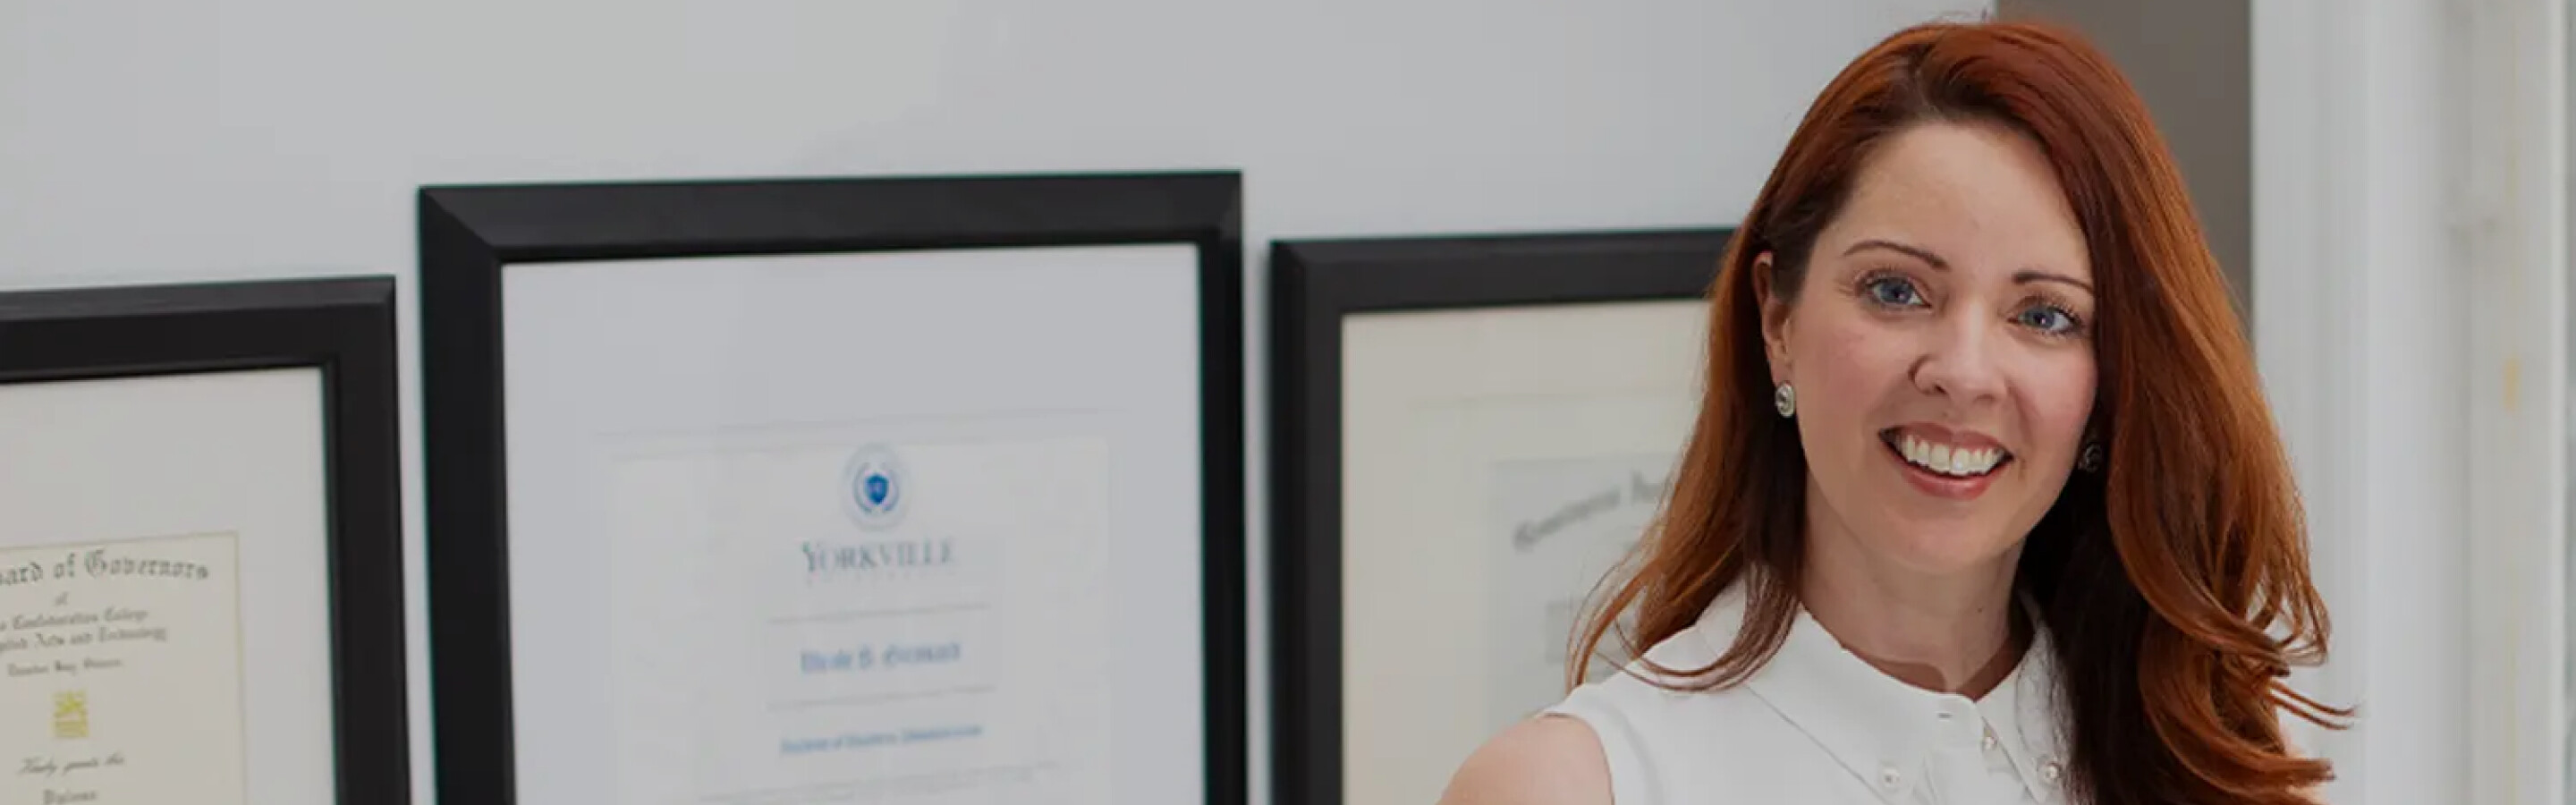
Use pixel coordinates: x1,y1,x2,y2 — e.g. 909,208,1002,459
842,445,907,530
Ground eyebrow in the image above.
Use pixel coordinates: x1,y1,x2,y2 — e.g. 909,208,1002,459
1845,238,1948,269
2013,269,2094,294
1843,238,2094,294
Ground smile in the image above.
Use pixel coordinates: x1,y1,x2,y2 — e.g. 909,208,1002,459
1877,428,2014,479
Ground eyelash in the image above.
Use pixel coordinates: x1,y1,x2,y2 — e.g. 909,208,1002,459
1854,271,2089,338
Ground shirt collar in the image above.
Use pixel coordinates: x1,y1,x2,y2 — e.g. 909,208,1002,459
1693,582,2074,802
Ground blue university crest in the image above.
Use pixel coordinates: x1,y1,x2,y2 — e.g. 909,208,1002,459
842,444,908,530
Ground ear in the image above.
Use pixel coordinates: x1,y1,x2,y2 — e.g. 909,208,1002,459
1750,251,1794,386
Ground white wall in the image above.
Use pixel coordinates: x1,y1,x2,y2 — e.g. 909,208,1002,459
2255,1,2458,801
0,2,1993,803
2257,1,2570,803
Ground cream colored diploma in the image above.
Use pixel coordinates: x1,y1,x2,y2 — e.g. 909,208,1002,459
0,532,243,805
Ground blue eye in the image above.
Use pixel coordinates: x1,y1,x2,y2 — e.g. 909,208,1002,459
2018,304,2081,335
1863,276,1925,308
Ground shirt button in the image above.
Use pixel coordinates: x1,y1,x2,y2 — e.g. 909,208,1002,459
1879,766,1903,789
2040,759,2063,783
1982,727,1999,752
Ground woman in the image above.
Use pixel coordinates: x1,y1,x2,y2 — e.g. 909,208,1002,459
1441,20,2344,805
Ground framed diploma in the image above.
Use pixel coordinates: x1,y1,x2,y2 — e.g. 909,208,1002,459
1269,229,1730,805
0,276,407,805
419,173,1246,805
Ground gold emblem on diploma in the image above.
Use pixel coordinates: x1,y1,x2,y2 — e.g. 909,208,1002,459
51,691,86,740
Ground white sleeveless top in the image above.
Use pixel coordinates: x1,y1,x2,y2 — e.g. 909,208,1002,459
1542,585,2076,804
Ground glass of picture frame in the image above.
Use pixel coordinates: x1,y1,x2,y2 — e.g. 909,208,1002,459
419,172,1247,805
1268,228,1729,805
0,275,408,805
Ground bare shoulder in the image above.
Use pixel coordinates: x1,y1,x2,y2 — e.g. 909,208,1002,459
1436,715,1614,805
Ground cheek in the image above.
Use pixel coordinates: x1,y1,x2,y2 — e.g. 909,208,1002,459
2020,353,2099,448
1792,317,1913,422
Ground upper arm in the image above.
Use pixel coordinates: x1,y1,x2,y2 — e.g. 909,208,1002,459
1436,715,1616,805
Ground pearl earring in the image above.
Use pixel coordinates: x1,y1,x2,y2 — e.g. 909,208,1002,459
1774,384,1796,418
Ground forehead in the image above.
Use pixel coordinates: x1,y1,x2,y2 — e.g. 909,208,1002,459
1820,121,2090,282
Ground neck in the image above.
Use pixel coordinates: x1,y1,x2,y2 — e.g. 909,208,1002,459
1798,497,2029,698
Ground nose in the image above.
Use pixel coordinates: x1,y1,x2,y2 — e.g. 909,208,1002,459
1911,315,2006,405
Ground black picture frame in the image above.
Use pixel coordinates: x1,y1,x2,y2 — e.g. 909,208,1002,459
0,275,409,804
419,172,1247,805
1267,228,1733,805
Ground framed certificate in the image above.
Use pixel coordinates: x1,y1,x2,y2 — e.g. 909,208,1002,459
1269,229,1729,805
419,173,1246,805
0,276,408,805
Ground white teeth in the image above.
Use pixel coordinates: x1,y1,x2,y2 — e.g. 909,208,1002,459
1895,434,2004,477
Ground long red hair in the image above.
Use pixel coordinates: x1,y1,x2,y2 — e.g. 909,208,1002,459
1571,20,2347,804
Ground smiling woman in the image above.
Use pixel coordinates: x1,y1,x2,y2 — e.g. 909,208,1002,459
1438,19,2343,805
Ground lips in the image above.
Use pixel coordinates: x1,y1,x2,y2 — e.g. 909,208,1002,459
1882,431,2010,477
1877,425,2014,500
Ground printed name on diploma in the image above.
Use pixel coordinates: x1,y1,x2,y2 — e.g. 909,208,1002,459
800,640,964,674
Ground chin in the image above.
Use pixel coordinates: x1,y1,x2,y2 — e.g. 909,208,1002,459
1863,522,2025,578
